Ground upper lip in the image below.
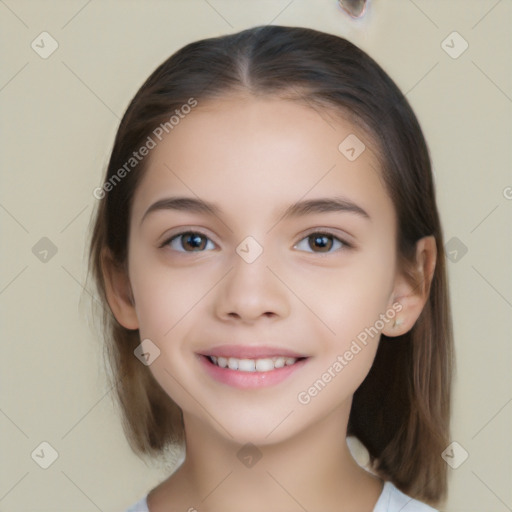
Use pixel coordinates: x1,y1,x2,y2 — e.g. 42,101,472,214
199,345,308,359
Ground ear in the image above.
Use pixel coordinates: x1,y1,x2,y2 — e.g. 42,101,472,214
101,248,139,330
382,235,437,337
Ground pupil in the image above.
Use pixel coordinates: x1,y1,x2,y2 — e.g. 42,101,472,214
184,233,205,250
310,234,332,252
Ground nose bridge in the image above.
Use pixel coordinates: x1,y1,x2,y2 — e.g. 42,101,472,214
215,240,289,322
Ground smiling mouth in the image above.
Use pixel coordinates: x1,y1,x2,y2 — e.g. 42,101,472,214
207,355,307,372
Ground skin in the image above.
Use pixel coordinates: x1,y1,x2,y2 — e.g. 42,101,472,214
103,94,436,512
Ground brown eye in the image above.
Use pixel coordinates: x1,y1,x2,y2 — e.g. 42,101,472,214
166,231,214,252
308,233,333,252
294,232,348,254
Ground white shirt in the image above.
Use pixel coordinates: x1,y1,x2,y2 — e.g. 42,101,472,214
123,481,438,511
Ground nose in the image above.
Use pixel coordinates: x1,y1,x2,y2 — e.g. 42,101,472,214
214,251,290,324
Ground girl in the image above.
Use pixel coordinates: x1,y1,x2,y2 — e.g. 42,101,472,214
88,25,454,512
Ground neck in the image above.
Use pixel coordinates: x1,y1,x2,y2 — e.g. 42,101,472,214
163,403,383,512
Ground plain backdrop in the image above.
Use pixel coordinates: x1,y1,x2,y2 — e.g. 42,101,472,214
1,1,511,510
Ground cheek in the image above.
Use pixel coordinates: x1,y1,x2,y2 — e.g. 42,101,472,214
293,264,393,415
127,252,210,410
287,246,395,347
128,245,215,340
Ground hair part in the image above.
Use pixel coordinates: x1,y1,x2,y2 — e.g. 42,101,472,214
87,25,453,505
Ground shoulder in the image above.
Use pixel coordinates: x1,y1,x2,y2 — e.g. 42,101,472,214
123,495,149,512
373,481,438,512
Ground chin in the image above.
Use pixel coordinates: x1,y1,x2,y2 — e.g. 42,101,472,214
210,410,305,448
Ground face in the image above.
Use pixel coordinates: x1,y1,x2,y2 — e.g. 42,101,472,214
124,94,400,445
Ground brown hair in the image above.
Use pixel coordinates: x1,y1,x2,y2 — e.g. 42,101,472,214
87,25,454,505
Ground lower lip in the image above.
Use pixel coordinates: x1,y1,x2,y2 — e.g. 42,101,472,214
198,355,309,389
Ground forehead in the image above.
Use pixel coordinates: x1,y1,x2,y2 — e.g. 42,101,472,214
131,95,394,230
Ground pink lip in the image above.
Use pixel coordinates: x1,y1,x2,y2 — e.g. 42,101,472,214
200,344,307,359
198,355,309,389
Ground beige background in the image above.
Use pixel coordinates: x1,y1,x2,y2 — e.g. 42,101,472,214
1,0,511,510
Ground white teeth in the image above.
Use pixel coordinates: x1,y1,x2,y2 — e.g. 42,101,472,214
255,358,274,372
208,355,299,372
238,359,256,372
228,357,239,370
274,357,285,368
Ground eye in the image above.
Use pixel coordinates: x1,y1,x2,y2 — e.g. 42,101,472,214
164,231,216,252
294,232,349,253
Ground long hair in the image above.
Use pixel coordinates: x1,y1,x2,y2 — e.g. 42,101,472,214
87,25,453,505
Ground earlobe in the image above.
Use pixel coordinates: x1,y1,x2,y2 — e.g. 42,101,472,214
101,248,139,330
382,235,437,338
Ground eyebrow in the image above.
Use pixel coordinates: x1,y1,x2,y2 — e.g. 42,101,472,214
140,195,371,226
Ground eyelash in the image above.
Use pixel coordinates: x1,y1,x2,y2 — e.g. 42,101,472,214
159,229,353,254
